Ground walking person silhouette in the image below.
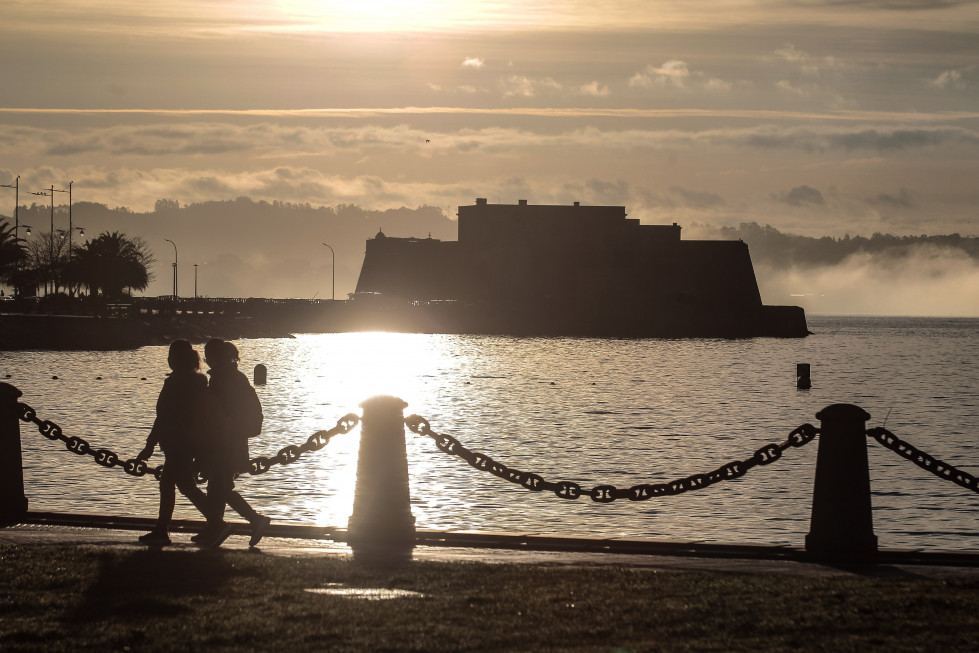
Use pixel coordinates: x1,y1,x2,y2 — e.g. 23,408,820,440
136,340,229,545
195,338,271,548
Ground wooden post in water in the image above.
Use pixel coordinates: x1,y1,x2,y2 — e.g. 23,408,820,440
0,383,28,523
253,364,267,386
347,395,415,562
806,403,878,561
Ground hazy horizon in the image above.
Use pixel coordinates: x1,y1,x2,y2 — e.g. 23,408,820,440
4,196,977,317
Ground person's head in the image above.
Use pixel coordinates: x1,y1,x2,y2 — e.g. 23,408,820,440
223,341,240,365
204,338,226,368
167,339,201,373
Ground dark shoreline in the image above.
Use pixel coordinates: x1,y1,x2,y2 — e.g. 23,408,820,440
0,313,295,350
0,300,809,350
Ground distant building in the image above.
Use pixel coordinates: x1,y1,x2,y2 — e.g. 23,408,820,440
354,199,807,337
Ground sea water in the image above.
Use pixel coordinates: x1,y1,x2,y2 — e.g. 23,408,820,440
3,315,977,550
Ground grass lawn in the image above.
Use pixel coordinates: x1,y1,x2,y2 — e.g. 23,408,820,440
1,543,977,652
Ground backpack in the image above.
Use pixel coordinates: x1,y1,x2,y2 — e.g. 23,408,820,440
239,382,264,438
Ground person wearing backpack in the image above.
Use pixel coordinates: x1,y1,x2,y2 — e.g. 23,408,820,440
196,338,271,548
136,339,230,545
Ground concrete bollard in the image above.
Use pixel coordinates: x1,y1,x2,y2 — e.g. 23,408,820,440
805,404,878,561
347,395,415,562
0,383,28,523
253,364,267,386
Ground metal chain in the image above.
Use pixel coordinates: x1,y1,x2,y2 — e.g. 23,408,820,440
405,414,819,502
17,401,359,483
867,426,979,493
243,413,359,476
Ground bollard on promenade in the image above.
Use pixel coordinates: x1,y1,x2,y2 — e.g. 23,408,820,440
0,383,28,523
347,395,415,562
805,403,878,561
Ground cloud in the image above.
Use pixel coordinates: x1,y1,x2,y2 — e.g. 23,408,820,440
462,57,485,69
428,83,484,94
668,186,726,209
774,43,846,78
742,126,979,152
776,80,810,96
869,188,914,208
584,178,630,205
775,185,825,207
500,75,561,97
577,81,610,97
704,78,733,91
929,68,967,89
630,60,691,88
5,122,978,172
795,1,975,10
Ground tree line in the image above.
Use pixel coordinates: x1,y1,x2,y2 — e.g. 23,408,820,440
0,220,153,300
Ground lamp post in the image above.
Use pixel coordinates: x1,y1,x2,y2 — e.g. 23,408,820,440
59,182,74,257
31,187,54,294
193,263,198,299
164,239,178,299
322,242,335,300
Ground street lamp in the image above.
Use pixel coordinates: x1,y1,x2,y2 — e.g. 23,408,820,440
164,239,178,299
56,182,76,257
193,263,199,299
322,243,335,301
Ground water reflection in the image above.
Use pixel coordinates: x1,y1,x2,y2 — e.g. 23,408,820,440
6,316,979,550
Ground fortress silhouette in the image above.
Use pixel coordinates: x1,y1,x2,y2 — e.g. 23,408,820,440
353,198,808,338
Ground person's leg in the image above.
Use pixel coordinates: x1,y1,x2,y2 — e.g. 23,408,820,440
197,464,235,547
175,475,214,522
226,491,259,522
226,490,271,547
140,474,175,544
157,479,176,530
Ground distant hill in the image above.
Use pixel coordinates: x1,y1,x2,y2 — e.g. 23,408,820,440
6,198,456,299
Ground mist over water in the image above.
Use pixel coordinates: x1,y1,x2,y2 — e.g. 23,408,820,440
759,245,979,317
5,316,978,550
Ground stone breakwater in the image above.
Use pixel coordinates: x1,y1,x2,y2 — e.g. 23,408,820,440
0,314,294,350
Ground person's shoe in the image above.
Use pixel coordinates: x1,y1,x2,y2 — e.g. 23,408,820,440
138,530,171,545
249,514,271,548
201,522,234,548
191,521,225,543
191,525,216,543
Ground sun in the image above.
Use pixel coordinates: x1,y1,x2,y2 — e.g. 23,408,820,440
271,0,484,32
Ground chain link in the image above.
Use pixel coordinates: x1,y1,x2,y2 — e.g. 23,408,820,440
16,401,359,483
867,426,979,493
405,414,819,502
244,413,359,476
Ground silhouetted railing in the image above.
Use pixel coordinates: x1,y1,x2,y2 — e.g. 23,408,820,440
2,381,976,563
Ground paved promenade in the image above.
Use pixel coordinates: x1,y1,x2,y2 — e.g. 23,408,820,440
3,512,978,579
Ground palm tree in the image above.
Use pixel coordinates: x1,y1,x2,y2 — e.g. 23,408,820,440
0,219,26,293
71,231,155,301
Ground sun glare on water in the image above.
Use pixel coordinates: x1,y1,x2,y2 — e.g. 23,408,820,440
256,331,456,526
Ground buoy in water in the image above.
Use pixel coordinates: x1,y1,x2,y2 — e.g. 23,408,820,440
797,363,811,390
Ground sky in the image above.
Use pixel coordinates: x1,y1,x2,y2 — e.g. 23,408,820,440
1,1,978,310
